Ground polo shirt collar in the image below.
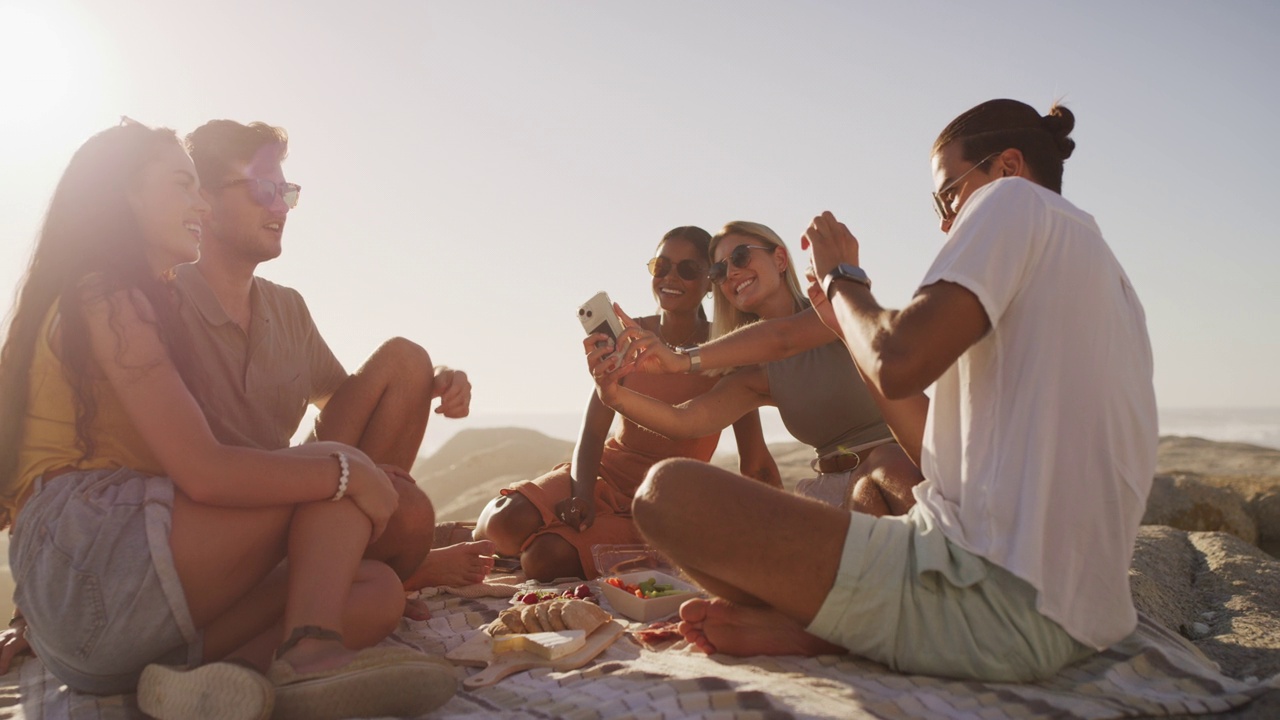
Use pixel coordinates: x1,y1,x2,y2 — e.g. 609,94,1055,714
174,263,268,330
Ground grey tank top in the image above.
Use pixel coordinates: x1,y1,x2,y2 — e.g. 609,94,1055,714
765,340,893,457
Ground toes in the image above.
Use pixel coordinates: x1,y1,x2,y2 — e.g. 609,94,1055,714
679,598,710,623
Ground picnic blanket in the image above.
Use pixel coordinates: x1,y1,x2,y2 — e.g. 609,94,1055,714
1,578,1275,720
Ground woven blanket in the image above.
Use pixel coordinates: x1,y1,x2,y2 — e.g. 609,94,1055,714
1,581,1275,719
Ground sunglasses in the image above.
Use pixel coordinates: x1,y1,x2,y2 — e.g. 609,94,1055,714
648,256,707,281
707,244,772,284
931,151,1001,222
222,177,302,209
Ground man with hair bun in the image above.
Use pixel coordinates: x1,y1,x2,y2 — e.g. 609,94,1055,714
632,99,1157,682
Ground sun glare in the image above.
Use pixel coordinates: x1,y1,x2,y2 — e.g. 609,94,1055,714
0,3,107,141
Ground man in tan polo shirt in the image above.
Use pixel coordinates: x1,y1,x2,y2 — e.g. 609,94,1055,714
177,119,494,590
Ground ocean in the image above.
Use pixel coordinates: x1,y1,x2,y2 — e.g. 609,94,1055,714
410,406,1280,458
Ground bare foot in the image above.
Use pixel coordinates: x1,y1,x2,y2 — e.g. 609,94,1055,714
403,597,432,621
677,598,846,657
433,522,474,547
403,540,497,590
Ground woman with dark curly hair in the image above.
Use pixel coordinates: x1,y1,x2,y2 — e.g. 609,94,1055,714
0,121,454,720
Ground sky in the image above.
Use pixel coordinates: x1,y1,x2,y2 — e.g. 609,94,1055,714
1,0,1278,431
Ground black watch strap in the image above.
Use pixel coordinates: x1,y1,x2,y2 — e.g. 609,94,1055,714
823,263,872,300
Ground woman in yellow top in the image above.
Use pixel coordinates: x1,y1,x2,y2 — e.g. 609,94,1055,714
0,122,453,720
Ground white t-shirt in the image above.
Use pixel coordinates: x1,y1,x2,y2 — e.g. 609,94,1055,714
913,177,1157,650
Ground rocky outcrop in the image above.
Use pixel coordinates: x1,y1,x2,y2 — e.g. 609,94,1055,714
1146,437,1280,558
1130,525,1280,718
1143,473,1258,545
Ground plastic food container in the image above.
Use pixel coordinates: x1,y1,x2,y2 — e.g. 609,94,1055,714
596,570,700,622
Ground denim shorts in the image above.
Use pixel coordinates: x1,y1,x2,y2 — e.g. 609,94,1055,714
9,467,202,695
806,506,1094,682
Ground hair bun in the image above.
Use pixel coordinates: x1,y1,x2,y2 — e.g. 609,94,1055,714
1042,105,1076,160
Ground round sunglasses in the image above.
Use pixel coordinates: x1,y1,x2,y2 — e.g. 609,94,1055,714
707,244,772,284
221,177,302,209
647,256,708,281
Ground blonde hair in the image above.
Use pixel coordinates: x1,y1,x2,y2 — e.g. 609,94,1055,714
708,221,809,343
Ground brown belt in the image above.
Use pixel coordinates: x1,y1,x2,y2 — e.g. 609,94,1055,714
813,452,864,474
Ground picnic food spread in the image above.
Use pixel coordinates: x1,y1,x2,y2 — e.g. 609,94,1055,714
604,576,686,599
486,597,613,636
491,629,587,659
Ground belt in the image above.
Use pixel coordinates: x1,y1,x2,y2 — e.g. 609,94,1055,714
810,439,899,475
812,452,863,474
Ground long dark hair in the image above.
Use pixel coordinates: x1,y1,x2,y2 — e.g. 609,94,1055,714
0,120,194,526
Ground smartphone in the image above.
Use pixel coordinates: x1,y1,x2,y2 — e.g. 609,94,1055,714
577,291,626,371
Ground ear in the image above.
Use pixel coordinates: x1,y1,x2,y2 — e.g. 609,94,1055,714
772,246,789,274
995,148,1029,180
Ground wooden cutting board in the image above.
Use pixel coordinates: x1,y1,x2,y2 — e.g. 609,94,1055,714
449,620,625,689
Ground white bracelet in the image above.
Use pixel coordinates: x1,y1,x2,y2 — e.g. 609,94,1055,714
330,452,349,501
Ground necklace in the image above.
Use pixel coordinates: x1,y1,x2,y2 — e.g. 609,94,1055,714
659,317,706,349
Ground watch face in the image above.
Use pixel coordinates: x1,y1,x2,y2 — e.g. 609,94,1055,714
825,264,870,297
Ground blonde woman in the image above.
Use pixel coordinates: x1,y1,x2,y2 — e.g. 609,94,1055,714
476,226,779,581
590,221,919,515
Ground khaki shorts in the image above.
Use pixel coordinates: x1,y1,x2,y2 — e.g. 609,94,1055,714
807,506,1093,682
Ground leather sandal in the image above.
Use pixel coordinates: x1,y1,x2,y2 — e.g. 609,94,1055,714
268,626,457,720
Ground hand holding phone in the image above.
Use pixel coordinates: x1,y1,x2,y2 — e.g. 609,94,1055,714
577,291,627,371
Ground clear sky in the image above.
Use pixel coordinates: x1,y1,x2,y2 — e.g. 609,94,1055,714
2,0,1277,418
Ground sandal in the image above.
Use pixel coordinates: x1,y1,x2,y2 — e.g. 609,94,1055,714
137,660,273,720
269,626,456,720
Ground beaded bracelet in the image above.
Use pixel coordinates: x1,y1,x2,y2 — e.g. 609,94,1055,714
330,451,350,501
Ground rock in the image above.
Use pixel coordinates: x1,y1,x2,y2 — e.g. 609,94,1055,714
1130,525,1280,680
1156,436,1280,477
1142,473,1258,546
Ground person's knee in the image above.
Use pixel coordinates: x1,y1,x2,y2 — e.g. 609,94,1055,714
369,476,435,580
633,458,702,533
475,494,538,557
372,337,433,387
521,534,581,582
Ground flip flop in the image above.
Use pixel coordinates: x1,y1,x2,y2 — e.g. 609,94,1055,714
137,661,274,720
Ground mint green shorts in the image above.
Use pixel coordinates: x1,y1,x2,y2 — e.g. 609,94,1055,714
806,506,1094,682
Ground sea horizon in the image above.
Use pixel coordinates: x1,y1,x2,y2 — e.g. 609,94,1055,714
409,406,1280,458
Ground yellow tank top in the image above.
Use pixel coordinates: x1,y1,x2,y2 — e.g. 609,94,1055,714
4,304,163,521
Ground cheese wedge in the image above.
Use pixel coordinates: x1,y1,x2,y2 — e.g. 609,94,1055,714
491,633,527,654
524,630,586,660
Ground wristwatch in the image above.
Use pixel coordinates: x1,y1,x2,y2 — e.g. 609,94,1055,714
823,263,872,300
677,345,702,373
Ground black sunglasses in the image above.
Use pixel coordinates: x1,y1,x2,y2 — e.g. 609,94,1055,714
648,256,707,281
222,177,302,209
707,244,772,284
